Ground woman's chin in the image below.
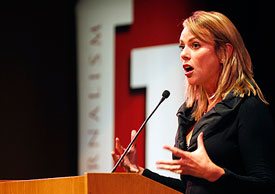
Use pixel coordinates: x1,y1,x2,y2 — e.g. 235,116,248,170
186,78,199,86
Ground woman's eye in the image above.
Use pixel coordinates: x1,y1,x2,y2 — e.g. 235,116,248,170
179,45,185,51
192,42,200,49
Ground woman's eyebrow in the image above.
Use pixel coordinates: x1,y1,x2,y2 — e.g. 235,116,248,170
179,36,197,44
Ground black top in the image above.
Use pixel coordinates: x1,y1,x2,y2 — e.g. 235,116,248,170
142,90,275,194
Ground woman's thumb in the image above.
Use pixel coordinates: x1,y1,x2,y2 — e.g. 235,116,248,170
197,132,205,149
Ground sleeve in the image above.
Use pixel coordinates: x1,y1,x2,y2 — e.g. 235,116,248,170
213,97,275,193
142,169,186,193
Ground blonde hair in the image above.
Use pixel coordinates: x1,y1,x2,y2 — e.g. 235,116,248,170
183,11,268,121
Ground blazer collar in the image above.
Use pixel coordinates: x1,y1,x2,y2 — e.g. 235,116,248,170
177,90,244,151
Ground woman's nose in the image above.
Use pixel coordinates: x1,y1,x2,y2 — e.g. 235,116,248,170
180,47,190,62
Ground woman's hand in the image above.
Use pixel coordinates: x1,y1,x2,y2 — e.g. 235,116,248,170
111,130,144,174
156,132,224,182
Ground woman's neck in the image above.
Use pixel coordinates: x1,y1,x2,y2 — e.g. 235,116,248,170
205,88,218,112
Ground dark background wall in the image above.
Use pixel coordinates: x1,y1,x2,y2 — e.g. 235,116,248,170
0,0,78,179
0,0,273,179
206,1,275,108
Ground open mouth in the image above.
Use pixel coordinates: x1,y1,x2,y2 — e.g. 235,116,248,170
183,64,194,73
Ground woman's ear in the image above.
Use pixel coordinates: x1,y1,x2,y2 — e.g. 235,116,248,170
219,43,233,64
225,43,233,58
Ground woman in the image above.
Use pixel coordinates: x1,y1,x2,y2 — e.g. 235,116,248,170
112,11,275,194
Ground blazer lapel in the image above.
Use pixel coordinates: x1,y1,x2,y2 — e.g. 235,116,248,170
188,91,243,151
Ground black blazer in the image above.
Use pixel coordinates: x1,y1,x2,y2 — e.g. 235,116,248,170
143,90,275,194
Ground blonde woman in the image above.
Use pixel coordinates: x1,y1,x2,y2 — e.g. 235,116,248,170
112,11,274,194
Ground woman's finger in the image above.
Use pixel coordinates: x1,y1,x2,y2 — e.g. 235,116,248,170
156,159,182,165
131,130,137,141
163,145,189,158
156,162,186,175
115,137,125,154
130,130,137,151
156,163,182,171
197,132,205,150
111,151,119,163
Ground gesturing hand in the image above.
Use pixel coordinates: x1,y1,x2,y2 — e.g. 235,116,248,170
156,132,224,182
111,130,143,173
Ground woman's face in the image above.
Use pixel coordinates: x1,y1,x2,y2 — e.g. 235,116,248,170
179,27,222,92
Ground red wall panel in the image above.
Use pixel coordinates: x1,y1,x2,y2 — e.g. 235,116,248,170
115,0,198,171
